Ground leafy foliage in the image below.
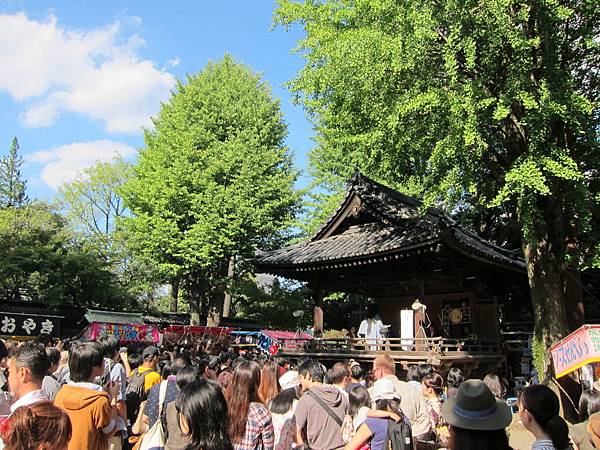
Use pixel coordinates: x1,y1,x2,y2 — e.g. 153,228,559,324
0,137,28,208
275,0,599,377
121,55,301,322
233,276,313,330
59,157,131,255
0,202,129,308
58,158,162,305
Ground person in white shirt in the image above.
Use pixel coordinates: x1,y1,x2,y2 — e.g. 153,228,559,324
369,354,431,440
7,342,49,413
329,362,350,399
357,304,385,351
0,342,50,449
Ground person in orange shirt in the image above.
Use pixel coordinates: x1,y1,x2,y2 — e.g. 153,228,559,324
137,346,161,392
54,342,120,450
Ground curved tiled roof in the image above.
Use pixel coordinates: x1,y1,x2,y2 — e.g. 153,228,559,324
256,221,441,268
253,173,525,273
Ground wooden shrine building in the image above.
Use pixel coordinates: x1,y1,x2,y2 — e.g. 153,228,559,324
252,174,529,371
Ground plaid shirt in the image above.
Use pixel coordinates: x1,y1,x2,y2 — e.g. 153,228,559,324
234,402,274,450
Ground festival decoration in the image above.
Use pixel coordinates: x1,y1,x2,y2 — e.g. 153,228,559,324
550,325,600,378
84,322,160,343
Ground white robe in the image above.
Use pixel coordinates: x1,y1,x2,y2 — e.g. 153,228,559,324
358,317,384,350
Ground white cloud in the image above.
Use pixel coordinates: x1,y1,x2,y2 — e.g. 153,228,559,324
166,57,181,68
0,13,176,134
26,140,137,189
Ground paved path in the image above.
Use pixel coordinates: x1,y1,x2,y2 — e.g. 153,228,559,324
509,413,535,450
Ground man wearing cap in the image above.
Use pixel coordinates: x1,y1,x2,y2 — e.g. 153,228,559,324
139,346,161,393
369,355,431,441
346,360,364,394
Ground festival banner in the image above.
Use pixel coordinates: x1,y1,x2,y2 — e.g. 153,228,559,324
86,322,160,343
550,325,600,378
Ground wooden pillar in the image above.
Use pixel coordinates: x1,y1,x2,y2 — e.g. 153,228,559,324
313,289,324,338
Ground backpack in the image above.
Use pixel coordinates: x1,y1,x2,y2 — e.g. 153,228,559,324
385,419,413,450
126,368,152,425
99,360,116,387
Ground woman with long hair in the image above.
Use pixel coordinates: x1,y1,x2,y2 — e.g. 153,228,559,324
519,384,573,450
176,379,233,450
578,389,600,423
483,373,507,400
164,366,201,450
268,387,300,450
446,367,464,399
570,389,600,450
258,360,281,405
422,372,445,441
441,379,513,450
348,385,372,432
225,360,274,450
4,401,72,450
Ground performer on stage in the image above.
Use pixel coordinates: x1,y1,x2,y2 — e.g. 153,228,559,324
357,303,385,351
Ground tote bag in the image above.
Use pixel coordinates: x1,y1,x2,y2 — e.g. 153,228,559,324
138,381,168,450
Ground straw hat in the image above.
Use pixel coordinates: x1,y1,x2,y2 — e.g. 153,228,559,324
441,379,512,431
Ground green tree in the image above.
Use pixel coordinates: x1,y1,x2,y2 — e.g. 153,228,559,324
122,55,301,325
233,275,313,330
0,137,28,208
58,158,163,307
275,0,599,380
0,202,128,308
59,157,131,256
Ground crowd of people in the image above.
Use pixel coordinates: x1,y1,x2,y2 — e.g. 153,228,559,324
0,334,599,450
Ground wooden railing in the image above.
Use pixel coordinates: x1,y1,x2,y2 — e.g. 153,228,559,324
275,336,501,357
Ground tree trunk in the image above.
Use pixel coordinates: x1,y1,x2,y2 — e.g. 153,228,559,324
563,268,585,330
187,277,202,325
170,278,179,313
313,289,324,338
523,237,569,383
206,289,225,327
222,256,235,318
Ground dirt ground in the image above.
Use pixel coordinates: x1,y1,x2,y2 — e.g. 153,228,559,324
509,413,535,450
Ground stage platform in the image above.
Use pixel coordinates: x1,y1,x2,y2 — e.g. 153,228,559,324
276,336,504,372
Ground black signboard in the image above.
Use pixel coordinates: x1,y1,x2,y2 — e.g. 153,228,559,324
0,312,62,337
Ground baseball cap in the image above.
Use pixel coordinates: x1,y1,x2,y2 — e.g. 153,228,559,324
142,346,159,360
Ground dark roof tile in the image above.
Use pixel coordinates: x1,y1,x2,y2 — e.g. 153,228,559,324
253,173,525,272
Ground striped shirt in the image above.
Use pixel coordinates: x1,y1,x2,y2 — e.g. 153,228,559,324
531,439,557,450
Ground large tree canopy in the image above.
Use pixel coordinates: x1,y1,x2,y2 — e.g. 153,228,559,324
0,202,127,308
122,55,300,324
275,0,599,379
58,158,162,306
59,157,131,256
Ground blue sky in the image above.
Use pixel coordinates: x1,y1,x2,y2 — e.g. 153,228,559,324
0,1,313,199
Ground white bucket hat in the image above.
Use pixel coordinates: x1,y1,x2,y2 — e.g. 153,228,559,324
279,370,300,390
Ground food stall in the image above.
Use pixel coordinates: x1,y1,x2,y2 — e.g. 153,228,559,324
82,309,160,343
